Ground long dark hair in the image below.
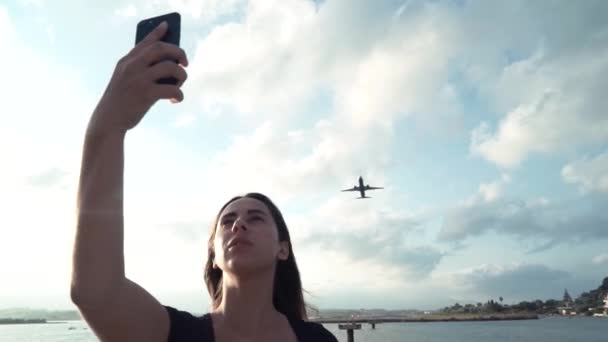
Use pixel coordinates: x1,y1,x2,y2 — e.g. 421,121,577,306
204,192,308,321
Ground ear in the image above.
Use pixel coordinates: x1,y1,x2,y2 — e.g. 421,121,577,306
277,241,290,261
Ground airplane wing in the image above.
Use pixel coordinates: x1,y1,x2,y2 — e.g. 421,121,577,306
365,185,384,190
342,186,360,192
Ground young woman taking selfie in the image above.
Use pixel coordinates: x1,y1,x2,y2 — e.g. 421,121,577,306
70,21,337,342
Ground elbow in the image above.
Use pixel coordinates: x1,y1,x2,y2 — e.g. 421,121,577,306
70,280,122,309
70,283,96,308
70,284,89,307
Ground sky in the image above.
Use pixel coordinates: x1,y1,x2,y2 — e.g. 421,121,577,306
0,0,607,313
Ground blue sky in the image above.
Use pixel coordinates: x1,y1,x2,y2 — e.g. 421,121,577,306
1,0,607,312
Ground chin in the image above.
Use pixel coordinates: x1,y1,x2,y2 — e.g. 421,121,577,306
224,258,274,276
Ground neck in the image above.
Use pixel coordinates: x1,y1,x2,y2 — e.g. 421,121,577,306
215,267,282,336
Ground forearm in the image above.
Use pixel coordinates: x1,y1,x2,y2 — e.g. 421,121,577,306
71,125,128,305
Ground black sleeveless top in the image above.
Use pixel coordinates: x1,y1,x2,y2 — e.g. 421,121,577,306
165,306,338,342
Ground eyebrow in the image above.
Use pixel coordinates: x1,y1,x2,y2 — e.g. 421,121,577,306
220,209,268,220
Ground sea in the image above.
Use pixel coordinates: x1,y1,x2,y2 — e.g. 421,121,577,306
0,317,607,342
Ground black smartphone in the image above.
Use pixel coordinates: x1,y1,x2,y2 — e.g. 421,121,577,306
135,12,181,85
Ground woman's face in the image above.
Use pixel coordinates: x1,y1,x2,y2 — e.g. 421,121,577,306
213,197,289,275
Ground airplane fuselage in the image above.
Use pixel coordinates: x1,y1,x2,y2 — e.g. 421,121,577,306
358,176,367,198
341,175,382,199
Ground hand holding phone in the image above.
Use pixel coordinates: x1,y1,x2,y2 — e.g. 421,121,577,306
87,14,188,135
135,12,182,85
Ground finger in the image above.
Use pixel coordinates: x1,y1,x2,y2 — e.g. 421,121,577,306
147,60,188,85
150,85,184,103
137,21,168,49
139,41,188,67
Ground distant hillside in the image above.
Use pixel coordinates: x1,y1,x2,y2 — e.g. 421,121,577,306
573,276,608,313
0,308,81,321
440,276,608,316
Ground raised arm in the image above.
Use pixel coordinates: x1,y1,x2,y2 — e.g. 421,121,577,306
70,21,188,342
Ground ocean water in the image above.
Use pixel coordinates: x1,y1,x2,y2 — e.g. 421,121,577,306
0,317,607,342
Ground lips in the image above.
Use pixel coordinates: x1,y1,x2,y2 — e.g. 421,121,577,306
227,237,253,249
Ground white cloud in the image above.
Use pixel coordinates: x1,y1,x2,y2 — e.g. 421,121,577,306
562,151,608,193
45,24,55,44
331,28,456,128
592,253,608,265
0,6,96,297
112,0,243,24
27,167,70,188
525,197,550,208
168,0,464,240
287,193,444,292
439,187,608,252
187,0,608,172
166,0,245,20
114,4,138,17
467,6,608,168
186,0,461,129
186,0,321,118
470,60,608,168
0,7,14,43
298,246,409,294
173,112,197,127
191,118,393,206
476,174,511,203
20,0,44,8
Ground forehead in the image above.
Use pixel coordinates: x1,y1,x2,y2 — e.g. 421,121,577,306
220,197,270,217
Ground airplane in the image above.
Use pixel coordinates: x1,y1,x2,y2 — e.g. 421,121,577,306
341,176,384,199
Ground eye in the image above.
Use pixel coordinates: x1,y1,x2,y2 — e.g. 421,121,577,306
221,218,234,227
249,215,264,222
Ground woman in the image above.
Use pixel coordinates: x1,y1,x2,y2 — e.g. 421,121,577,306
70,21,337,342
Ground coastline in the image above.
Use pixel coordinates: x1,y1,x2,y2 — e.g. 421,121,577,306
312,313,539,324
0,319,77,325
0,318,48,325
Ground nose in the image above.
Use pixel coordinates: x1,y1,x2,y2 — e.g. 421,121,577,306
231,217,247,232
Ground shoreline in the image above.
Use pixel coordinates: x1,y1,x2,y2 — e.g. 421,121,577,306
312,313,540,324
0,319,78,325
0,319,48,325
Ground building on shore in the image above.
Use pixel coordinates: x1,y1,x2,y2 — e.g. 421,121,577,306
562,289,573,306
591,293,608,317
558,307,577,316
558,289,576,316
